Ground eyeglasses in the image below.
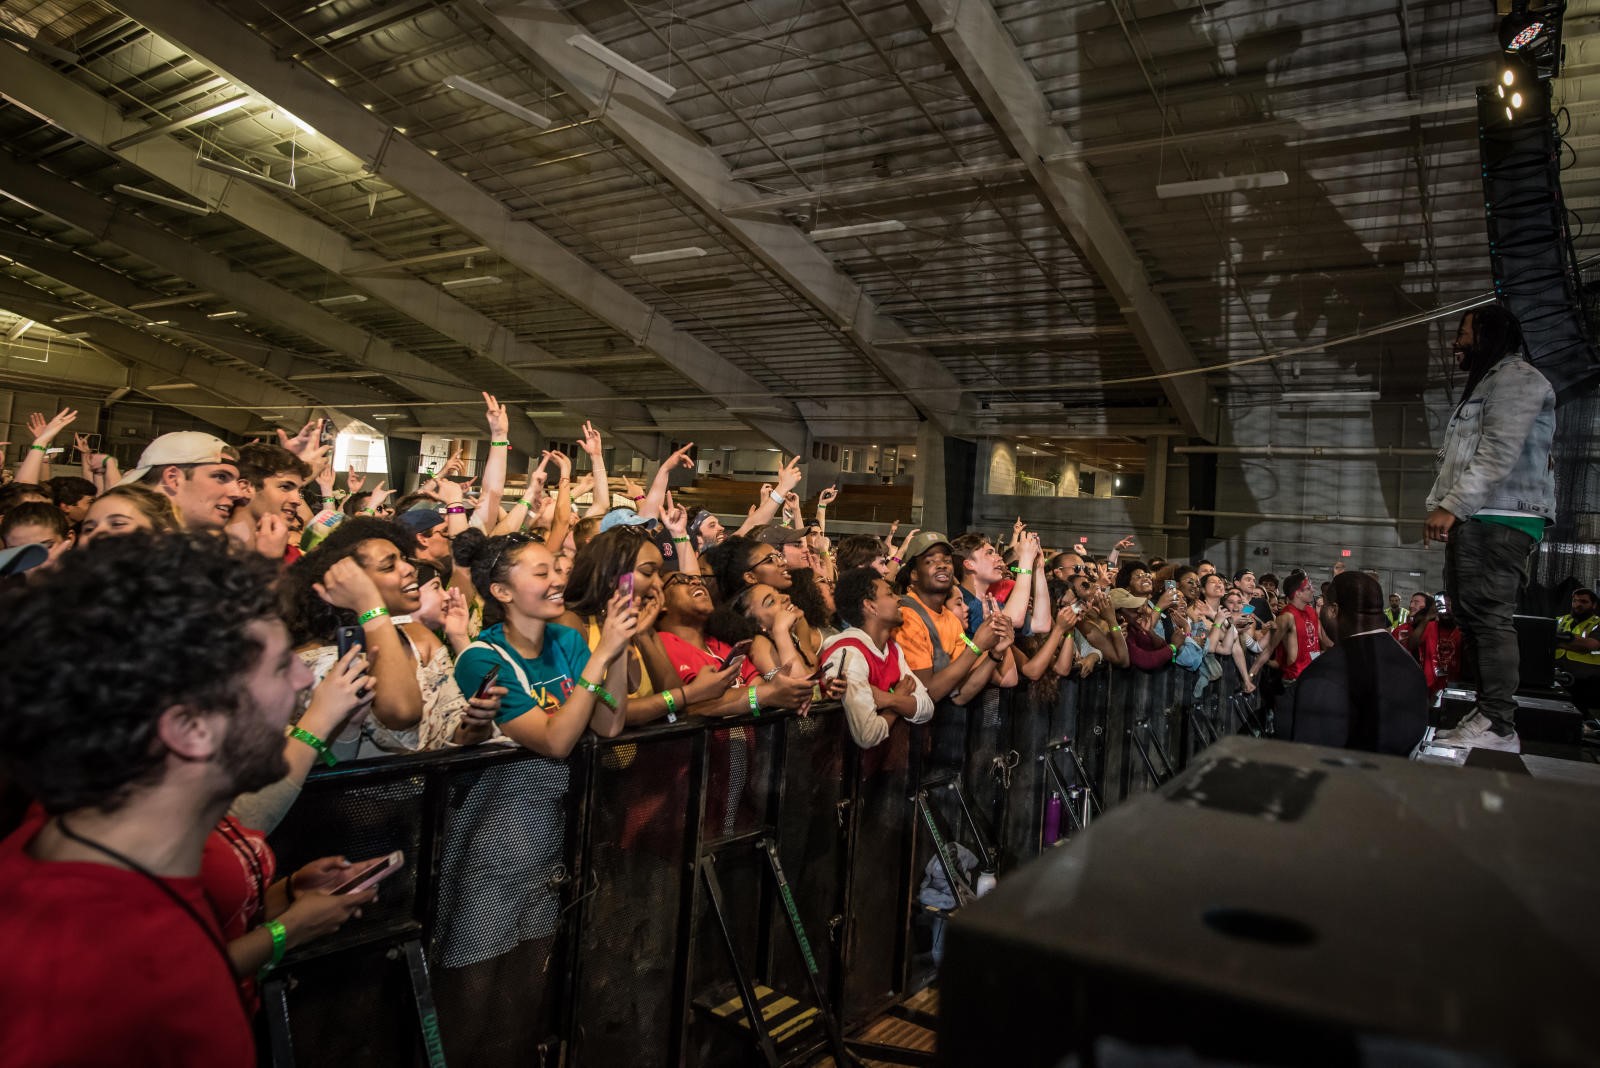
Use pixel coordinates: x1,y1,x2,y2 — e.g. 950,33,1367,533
664,573,706,590
752,552,783,568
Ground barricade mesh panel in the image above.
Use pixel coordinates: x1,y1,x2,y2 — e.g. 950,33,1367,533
571,731,695,1068
268,770,427,956
428,757,571,1066
274,942,424,1067
768,711,847,1003
702,724,768,842
960,686,1009,859
841,720,912,1028
1075,670,1112,799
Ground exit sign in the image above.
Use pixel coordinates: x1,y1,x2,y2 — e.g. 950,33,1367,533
1341,549,1352,557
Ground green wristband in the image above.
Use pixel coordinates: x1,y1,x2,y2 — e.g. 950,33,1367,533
661,688,678,719
960,634,981,656
28,443,47,452
578,678,616,709
672,536,690,543
358,606,389,625
289,726,337,767
259,918,288,979
489,440,509,447
747,685,761,717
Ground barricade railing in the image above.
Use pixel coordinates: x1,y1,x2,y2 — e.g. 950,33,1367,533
262,655,1257,1067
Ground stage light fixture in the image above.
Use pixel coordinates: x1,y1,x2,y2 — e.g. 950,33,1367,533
1498,1,1565,81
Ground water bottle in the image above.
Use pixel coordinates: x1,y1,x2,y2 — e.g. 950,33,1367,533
975,870,997,897
1043,791,1063,846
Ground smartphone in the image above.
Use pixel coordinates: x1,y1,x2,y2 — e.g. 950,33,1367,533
330,850,404,895
336,624,366,658
725,654,748,676
1241,604,1255,616
1164,579,1177,591
319,417,335,448
616,572,634,603
472,664,501,700
1434,593,1448,612
729,639,754,659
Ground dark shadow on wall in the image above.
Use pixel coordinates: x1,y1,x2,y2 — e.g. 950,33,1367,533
1070,9,1443,541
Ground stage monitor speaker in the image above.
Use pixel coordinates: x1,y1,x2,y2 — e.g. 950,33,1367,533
939,736,1600,1067
1438,686,1582,745
1514,614,1558,690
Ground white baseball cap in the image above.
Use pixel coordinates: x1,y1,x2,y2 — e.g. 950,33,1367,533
118,431,238,486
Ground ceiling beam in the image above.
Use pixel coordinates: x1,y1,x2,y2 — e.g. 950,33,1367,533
112,0,807,455
0,48,635,449
909,0,1216,440
461,0,968,437
0,156,541,458
0,279,297,435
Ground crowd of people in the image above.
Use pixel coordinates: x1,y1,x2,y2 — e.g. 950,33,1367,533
0,295,1584,1065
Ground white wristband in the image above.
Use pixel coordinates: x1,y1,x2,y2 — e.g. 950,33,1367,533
769,491,784,505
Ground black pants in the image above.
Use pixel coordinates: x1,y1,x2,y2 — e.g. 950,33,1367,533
1444,519,1538,734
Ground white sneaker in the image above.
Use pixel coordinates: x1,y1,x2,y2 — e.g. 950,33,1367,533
1431,711,1521,753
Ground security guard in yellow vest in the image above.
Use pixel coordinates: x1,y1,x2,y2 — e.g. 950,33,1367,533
1556,588,1600,713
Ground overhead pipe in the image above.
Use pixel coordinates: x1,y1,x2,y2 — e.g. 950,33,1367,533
1171,445,1436,458
1178,509,1423,527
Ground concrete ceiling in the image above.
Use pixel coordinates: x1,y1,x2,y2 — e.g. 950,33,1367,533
0,0,1571,451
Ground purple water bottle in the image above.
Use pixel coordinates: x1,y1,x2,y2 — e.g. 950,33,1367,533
1043,790,1063,846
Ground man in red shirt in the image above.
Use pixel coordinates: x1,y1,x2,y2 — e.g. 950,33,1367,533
0,532,330,1066
1416,595,1467,694
1251,569,1331,696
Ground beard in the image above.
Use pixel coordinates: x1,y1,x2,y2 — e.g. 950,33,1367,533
219,696,291,797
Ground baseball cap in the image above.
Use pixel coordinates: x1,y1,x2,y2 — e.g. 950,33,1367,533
754,525,805,547
899,531,953,564
0,543,49,578
395,507,446,535
118,432,237,486
1109,588,1146,612
600,507,652,533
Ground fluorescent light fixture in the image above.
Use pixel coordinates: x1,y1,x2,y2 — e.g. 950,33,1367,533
50,331,90,341
440,275,502,289
1279,390,1381,403
370,412,405,419
278,109,316,136
809,220,906,241
442,75,553,130
129,293,214,311
205,310,245,320
197,157,297,191
628,246,706,266
6,319,35,341
1155,171,1289,199
315,293,369,306
145,382,200,391
567,34,677,99
146,319,176,326
113,183,213,216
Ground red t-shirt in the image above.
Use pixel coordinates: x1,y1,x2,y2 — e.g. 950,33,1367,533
0,813,255,1067
1277,602,1322,681
1420,620,1464,693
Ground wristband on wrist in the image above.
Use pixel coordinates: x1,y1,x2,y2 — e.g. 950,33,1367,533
358,606,390,625
747,685,761,717
288,725,337,767
259,918,289,978
28,443,47,452
1170,644,1179,662
1110,624,1125,633
445,504,466,515
768,491,784,505
517,498,536,509
891,556,902,564
672,536,690,543
661,688,678,721
960,634,982,656
1016,568,1034,575
633,494,646,503
577,678,616,709
360,508,377,516
489,440,509,447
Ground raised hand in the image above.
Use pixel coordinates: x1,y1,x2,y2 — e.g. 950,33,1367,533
1012,516,1026,547
634,589,664,632
619,474,645,500
277,419,322,463
597,587,641,659
440,448,465,479
661,492,689,538
1114,535,1137,552
314,557,385,613
549,449,572,482
255,513,289,560
441,587,472,648
817,485,838,508
346,465,366,495
30,407,77,445
315,462,337,497
775,455,802,494
366,481,393,511
302,647,377,736
662,441,696,473
579,420,604,458
482,392,509,440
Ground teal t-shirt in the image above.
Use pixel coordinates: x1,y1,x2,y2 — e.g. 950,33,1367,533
454,621,592,723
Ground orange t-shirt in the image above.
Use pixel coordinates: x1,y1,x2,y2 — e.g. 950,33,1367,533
897,591,966,672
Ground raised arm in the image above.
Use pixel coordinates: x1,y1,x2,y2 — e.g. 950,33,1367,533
578,421,610,518
314,560,423,730
15,408,76,485
641,442,695,521
735,455,801,535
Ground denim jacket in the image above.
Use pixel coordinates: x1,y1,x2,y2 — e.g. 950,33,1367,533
1426,355,1555,521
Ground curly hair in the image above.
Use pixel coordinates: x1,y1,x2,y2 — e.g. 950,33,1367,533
566,526,651,619
44,475,96,508
0,532,280,813
785,567,832,630
704,534,762,602
705,587,762,646
280,517,414,645
834,565,882,630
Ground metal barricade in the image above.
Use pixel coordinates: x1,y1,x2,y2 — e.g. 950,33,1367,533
260,654,1260,1068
